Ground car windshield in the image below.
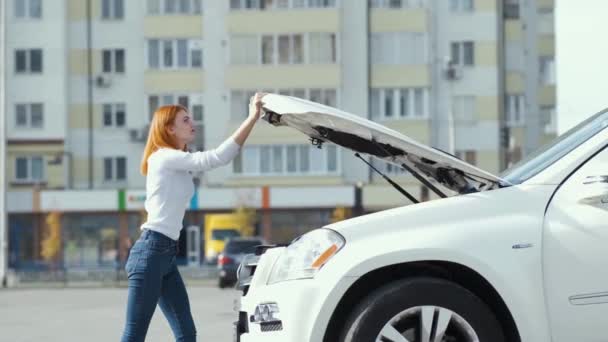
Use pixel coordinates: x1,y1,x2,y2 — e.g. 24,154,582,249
225,240,263,254
211,229,240,241
501,108,608,184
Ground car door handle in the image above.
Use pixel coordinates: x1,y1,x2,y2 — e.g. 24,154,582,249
584,175,608,185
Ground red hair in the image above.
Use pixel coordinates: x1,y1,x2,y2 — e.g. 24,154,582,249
140,105,189,175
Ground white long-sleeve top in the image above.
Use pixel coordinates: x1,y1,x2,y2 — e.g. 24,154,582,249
141,138,241,240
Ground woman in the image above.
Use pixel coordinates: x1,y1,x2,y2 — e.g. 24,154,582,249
121,93,265,341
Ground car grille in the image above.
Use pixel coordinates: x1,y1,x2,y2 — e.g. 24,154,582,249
236,244,287,295
236,254,258,296
260,321,283,332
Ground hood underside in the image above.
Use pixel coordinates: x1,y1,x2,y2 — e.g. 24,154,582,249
260,94,508,195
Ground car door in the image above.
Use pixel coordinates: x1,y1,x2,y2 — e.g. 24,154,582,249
543,144,608,342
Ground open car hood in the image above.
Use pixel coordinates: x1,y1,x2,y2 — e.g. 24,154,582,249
261,94,509,195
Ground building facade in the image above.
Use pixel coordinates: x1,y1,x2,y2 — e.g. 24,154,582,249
3,0,556,271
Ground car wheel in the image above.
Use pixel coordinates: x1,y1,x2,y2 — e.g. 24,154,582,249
218,277,227,289
340,277,505,342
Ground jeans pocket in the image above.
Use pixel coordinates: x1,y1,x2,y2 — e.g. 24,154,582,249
125,245,142,275
145,239,174,254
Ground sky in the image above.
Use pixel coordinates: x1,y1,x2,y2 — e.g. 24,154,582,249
556,0,608,133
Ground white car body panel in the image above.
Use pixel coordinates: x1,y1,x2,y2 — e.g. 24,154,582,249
542,144,608,341
323,184,555,342
236,99,608,342
240,185,556,341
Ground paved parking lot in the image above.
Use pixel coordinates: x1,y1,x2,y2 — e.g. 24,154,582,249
0,284,239,341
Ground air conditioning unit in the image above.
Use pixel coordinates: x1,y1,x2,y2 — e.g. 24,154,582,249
129,125,150,143
445,67,462,80
129,129,140,142
444,60,463,81
95,74,112,88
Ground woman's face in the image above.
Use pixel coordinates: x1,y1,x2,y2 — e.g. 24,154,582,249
168,110,195,147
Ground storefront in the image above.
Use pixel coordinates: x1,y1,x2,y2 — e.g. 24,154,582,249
6,185,357,271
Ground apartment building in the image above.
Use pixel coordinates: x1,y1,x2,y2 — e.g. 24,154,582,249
3,0,556,270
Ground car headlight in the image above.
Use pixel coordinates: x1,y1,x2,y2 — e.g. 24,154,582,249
268,228,345,285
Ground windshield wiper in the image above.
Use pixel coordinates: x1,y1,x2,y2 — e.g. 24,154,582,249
355,153,419,204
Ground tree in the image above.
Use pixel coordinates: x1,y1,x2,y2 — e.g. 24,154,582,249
331,207,351,223
41,211,62,264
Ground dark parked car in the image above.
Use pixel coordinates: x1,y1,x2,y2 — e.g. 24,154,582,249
218,237,264,288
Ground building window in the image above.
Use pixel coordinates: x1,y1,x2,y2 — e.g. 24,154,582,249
306,0,337,7
369,0,425,9
308,32,336,64
102,0,124,19
230,33,336,65
455,150,477,165
384,162,405,175
371,32,427,65
278,34,304,64
147,0,202,15
538,7,554,35
147,93,203,123
232,144,340,176
230,0,336,10
541,105,557,134
539,56,556,85
370,88,428,120
14,156,45,183
15,0,42,18
229,35,260,65
504,0,519,19
374,160,408,175
230,88,337,120
505,94,525,127
15,103,44,128
449,0,473,12
15,49,43,73
147,39,203,69
102,49,125,73
452,96,476,124
233,34,269,64
230,90,257,120
507,146,522,167
102,103,126,127
450,41,474,66
103,157,127,181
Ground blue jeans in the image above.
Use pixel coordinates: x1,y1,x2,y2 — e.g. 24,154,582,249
121,229,196,342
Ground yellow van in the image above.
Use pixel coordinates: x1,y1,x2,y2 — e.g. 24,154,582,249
204,212,255,263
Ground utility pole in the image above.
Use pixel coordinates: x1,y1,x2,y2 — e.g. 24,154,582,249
86,0,94,189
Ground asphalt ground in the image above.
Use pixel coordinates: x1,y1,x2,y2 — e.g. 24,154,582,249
0,283,239,341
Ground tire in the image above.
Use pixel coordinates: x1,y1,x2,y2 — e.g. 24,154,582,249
218,277,227,289
340,277,505,342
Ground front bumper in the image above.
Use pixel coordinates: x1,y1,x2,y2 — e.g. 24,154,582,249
236,278,323,342
234,248,355,342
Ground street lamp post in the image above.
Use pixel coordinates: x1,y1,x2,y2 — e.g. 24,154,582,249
1,0,8,287
444,59,461,155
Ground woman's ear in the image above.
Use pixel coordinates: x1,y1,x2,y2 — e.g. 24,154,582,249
167,124,176,135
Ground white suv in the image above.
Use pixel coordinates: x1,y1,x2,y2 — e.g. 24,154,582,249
234,94,608,342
